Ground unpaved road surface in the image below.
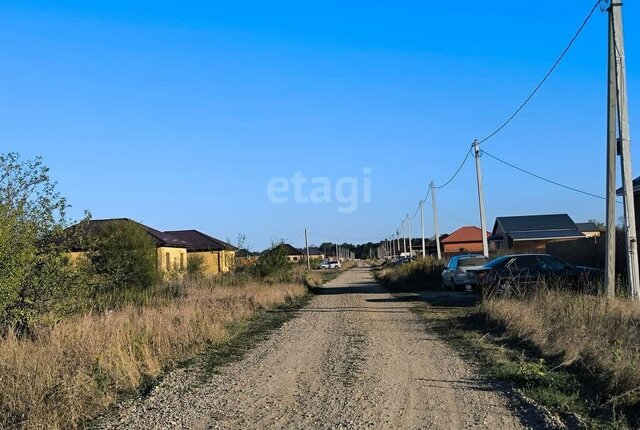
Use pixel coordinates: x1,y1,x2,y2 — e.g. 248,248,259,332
99,266,550,429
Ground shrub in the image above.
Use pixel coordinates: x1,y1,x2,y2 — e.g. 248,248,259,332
90,220,159,294
252,243,292,280
187,254,205,277
376,258,445,291
0,153,89,334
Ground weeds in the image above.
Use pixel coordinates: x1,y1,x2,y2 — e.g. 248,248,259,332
0,277,307,430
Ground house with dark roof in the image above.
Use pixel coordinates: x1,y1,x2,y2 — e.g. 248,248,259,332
67,218,190,274
575,222,603,238
165,230,238,275
441,226,491,256
307,247,325,260
489,214,585,252
280,243,304,262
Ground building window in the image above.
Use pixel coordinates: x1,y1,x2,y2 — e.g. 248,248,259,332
166,252,170,269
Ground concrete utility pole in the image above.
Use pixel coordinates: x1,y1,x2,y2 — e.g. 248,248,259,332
407,214,413,258
304,228,310,270
605,6,617,297
473,140,490,258
610,1,640,299
420,200,426,260
396,230,400,258
430,181,442,260
402,221,407,256
335,244,339,261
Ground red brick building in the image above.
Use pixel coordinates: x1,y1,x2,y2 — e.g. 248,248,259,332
441,226,490,256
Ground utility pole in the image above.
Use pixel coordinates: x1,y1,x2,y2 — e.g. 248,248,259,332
407,214,413,258
605,5,617,298
420,200,426,259
304,228,310,270
396,230,400,258
610,1,640,299
430,181,442,260
473,139,490,258
335,243,339,261
392,234,396,258
402,221,407,256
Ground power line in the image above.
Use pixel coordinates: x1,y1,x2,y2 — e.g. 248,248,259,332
434,147,473,189
478,0,601,144
482,150,606,200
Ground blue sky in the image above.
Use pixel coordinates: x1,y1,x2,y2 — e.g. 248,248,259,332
1,1,638,250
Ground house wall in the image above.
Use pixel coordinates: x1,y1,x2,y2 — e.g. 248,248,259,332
189,250,236,275
443,241,484,255
511,239,577,253
157,246,188,273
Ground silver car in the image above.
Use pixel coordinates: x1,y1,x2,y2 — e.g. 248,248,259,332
441,255,490,290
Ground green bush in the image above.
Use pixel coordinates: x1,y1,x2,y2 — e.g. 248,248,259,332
0,153,90,334
252,243,292,280
90,220,159,293
187,254,206,277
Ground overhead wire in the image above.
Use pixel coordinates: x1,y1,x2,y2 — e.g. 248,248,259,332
481,150,607,200
478,0,602,144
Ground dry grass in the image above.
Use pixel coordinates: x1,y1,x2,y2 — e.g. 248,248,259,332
484,290,640,398
376,258,445,291
0,279,306,430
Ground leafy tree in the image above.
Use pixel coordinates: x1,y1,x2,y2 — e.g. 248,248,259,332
0,153,89,334
252,242,291,279
90,220,159,292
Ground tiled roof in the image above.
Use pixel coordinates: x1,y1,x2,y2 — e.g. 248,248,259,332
441,226,489,244
165,230,238,252
83,218,190,248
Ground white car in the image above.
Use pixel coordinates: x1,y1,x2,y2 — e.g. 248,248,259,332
441,255,489,290
319,260,341,269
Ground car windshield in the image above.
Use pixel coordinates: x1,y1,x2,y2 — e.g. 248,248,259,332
484,256,509,269
458,257,488,267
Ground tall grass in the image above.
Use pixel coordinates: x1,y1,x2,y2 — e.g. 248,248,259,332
0,278,306,430
483,291,640,404
376,258,445,291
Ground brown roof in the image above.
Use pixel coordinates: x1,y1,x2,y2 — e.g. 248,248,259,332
164,230,237,252
441,226,489,244
71,218,191,249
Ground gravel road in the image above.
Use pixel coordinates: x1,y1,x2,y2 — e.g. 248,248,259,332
97,265,551,429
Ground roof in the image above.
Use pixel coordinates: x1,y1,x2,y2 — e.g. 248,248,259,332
441,226,489,244
280,243,304,256
492,214,584,242
616,177,640,196
575,222,601,233
75,218,191,249
308,247,324,256
164,230,238,252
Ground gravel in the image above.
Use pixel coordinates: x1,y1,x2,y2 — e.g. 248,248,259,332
92,265,555,429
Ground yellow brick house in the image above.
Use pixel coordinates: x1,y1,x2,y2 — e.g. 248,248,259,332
165,230,237,275
66,218,190,275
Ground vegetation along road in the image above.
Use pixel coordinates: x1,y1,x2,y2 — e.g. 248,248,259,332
98,264,550,429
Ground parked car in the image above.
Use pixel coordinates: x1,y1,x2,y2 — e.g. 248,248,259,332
319,260,341,269
466,254,602,296
441,254,490,291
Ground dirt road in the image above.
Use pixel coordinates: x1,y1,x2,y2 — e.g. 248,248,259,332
100,266,548,429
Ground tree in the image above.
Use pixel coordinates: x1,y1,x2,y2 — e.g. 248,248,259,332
588,218,606,231
252,242,291,279
0,153,88,334
90,220,159,293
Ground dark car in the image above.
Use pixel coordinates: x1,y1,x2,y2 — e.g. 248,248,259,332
467,254,602,296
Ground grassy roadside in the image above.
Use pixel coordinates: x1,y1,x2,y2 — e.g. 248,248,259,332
411,294,628,429
375,261,637,428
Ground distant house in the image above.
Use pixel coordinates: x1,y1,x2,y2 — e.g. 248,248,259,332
67,218,190,274
165,230,237,275
307,247,325,260
441,226,491,256
279,243,305,262
489,214,585,252
576,222,603,238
